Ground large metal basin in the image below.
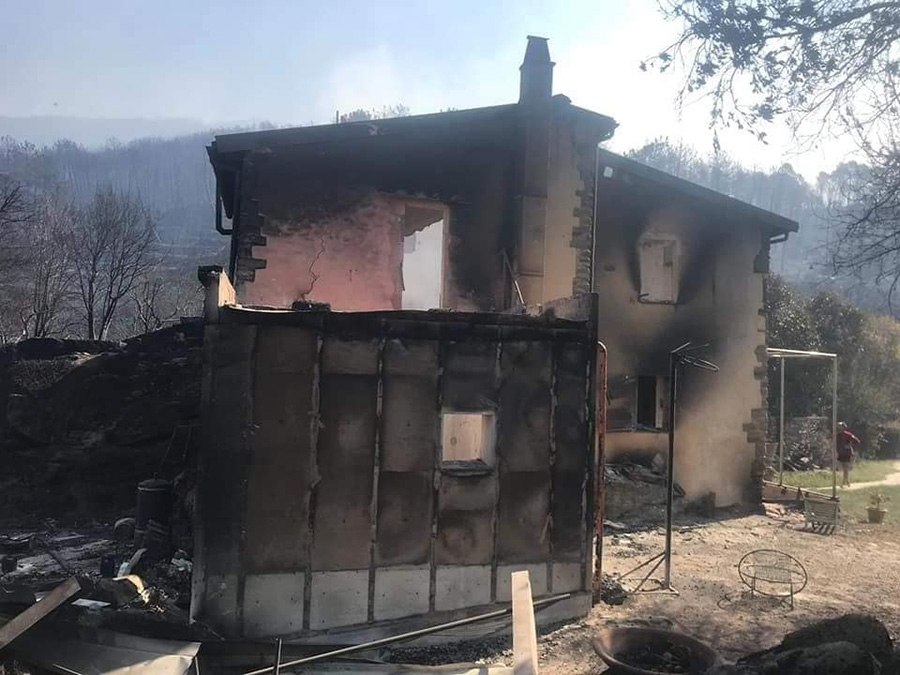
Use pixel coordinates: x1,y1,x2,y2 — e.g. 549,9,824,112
592,626,720,674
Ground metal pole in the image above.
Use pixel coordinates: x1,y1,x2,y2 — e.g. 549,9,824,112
243,594,572,675
779,357,785,485
618,550,665,580
502,251,525,306
634,554,666,593
273,639,282,675
832,358,838,500
593,341,608,597
663,352,678,589
51,666,82,675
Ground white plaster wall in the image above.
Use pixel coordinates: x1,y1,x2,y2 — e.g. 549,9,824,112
435,566,492,611
552,562,584,593
309,570,369,630
496,564,548,602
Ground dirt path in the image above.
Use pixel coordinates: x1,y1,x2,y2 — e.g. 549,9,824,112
533,507,900,674
397,507,900,673
844,460,900,490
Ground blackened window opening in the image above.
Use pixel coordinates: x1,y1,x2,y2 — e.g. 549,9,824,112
636,376,658,428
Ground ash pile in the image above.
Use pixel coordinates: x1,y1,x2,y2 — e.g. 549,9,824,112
0,323,202,525
0,323,205,646
604,455,686,523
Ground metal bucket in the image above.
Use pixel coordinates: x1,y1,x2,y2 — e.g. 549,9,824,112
136,479,173,531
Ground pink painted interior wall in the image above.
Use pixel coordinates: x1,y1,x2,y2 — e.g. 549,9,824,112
244,194,405,310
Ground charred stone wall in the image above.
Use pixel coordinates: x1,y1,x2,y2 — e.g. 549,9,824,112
193,305,595,639
221,101,612,315
594,179,770,506
231,139,514,313
542,109,602,303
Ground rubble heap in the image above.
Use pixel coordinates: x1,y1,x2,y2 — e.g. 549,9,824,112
604,458,686,522
714,614,896,675
0,324,202,525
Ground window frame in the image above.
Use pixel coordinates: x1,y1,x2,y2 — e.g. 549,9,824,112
638,235,679,305
607,374,669,433
636,375,669,430
439,409,497,475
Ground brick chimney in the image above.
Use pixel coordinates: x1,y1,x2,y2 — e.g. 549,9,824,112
519,36,554,103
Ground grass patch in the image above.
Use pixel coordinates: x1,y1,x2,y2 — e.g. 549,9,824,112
839,485,900,526
781,459,898,488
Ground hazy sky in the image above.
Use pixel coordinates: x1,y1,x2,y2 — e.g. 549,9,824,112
2,0,857,178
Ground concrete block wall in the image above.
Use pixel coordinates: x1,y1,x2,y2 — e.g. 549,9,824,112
193,307,595,638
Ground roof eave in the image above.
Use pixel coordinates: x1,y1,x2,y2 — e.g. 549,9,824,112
598,149,799,234
211,103,521,156
567,104,618,141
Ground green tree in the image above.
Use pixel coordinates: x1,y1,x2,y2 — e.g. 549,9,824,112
767,275,900,456
767,275,819,350
766,275,829,420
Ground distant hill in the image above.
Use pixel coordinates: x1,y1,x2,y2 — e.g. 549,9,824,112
0,116,211,149
0,130,237,263
0,127,884,316
0,131,231,340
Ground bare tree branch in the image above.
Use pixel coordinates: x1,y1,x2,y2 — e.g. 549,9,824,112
22,194,78,338
71,187,156,340
652,0,900,139
654,0,900,299
130,271,200,334
0,174,35,274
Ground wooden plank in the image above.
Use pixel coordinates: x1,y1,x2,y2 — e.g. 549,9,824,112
0,577,85,652
511,571,538,675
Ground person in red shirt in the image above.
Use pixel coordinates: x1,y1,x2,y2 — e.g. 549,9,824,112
837,422,861,487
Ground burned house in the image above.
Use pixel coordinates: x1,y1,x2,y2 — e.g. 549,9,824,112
195,36,796,638
595,154,797,506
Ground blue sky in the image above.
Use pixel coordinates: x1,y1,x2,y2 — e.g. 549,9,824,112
1,0,854,177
